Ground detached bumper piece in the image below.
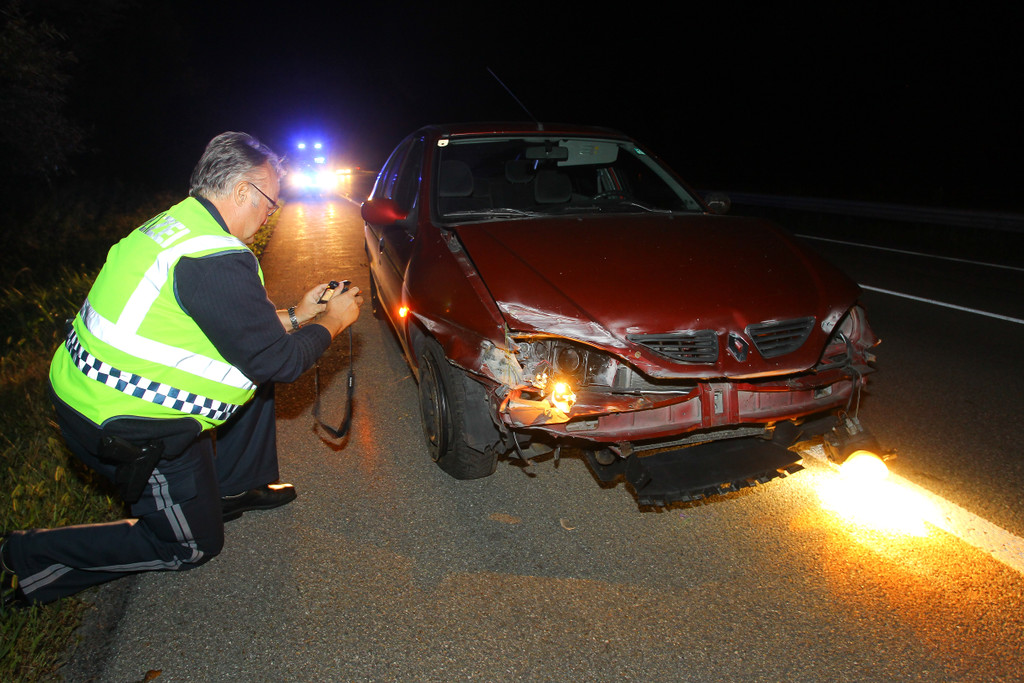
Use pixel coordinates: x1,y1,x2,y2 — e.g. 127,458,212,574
593,438,803,507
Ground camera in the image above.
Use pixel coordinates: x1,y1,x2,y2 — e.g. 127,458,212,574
318,279,351,304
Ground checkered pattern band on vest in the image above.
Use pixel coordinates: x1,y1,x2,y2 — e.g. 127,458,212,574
64,329,241,422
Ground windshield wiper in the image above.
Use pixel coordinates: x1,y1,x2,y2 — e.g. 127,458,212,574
605,199,674,214
442,207,544,220
571,199,674,214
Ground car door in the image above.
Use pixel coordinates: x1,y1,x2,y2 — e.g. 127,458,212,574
366,135,424,326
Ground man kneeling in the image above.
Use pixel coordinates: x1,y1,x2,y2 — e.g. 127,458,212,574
1,131,362,606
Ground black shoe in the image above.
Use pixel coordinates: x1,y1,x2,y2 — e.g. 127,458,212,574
1,533,28,611
221,483,297,522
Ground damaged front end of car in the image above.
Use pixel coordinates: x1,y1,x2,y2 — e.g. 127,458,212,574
368,123,889,507
444,302,880,506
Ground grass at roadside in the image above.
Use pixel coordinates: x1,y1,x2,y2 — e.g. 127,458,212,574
0,191,278,681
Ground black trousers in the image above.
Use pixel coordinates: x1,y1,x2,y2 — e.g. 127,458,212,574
6,383,280,605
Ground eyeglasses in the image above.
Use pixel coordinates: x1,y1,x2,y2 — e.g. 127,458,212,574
248,181,280,217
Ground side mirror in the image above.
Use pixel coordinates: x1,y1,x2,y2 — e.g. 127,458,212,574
703,192,731,215
361,198,408,225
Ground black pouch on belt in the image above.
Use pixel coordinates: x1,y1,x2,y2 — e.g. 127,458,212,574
100,435,166,504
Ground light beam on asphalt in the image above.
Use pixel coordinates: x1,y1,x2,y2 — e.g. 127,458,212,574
803,446,1024,575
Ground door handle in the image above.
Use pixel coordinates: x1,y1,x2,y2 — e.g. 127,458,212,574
378,236,385,254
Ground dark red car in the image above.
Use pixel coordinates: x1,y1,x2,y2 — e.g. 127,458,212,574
362,123,879,505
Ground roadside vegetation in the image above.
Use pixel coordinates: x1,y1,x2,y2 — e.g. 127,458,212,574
0,184,278,680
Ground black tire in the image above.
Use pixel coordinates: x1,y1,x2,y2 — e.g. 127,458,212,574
417,338,498,479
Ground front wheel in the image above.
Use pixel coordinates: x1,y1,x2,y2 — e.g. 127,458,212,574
417,338,498,479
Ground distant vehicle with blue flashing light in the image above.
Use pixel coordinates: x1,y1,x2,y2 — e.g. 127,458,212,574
286,140,348,197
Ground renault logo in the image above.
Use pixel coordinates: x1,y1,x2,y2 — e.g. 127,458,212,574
727,332,749,362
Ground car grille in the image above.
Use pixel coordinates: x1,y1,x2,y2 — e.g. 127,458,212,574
627,331,719,364
746,317,815,358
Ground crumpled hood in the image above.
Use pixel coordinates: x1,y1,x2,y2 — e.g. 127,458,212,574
453,212,860,376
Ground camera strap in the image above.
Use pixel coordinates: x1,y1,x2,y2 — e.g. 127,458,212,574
313,327,354,439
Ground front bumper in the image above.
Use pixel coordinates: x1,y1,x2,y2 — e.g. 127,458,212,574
495,367,870,445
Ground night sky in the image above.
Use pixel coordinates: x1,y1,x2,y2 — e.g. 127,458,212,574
7,1,1023,211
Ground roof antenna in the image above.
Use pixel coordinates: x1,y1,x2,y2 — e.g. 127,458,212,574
487,67,542,130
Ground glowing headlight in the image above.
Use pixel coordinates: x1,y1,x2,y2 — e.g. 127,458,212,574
524,369,577,414
840,450,889,483
316,170,338,188
290,172,311,188
548,380,577,414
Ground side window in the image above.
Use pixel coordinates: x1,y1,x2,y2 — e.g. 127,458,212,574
392,137,424,213
372,137,412,201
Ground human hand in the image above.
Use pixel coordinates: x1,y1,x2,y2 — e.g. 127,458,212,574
294,283,333,324
321,285,364,337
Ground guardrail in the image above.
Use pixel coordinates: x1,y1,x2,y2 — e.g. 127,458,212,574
723,192,1024,233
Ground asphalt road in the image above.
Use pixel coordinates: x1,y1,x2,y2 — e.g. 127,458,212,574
61,187,1024,682
791,225,1024,541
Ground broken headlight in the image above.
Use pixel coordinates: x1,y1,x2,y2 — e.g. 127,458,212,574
511,335,699,395
816,305,878,370
512,337,617,390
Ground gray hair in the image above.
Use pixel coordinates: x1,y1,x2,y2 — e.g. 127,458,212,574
188,131,282,200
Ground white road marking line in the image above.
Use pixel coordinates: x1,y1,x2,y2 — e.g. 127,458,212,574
796,234,1024,272
859,285,1024,325
803,446,1024,576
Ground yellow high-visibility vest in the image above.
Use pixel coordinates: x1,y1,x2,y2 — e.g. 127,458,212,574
50,197,261,430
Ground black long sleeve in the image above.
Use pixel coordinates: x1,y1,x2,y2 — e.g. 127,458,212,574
174,249,330,385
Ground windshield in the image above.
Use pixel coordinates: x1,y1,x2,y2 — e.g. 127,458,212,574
435,136,703,222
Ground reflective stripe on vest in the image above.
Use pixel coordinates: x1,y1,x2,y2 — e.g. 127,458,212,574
64,328,241,422
117,233,247,333
78,299,254,390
